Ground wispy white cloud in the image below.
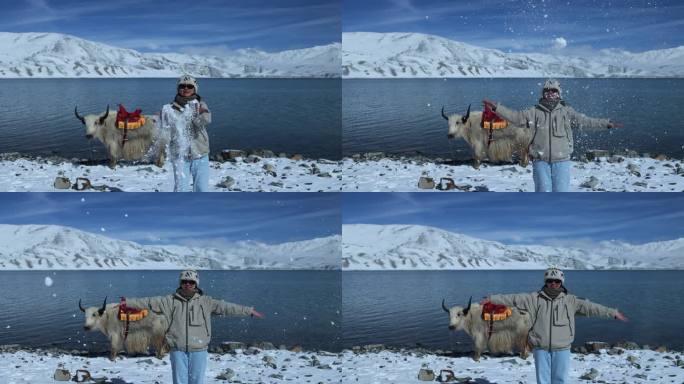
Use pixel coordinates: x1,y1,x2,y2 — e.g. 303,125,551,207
2,1,138,28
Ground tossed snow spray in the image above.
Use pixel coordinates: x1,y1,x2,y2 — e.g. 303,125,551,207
156,101,198,183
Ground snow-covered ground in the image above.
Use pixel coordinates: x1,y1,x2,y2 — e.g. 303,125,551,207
1,347,681,383
340,348,684,383
0,348,341,384
341,156,684,192
2,153,682,193
0,155,342,192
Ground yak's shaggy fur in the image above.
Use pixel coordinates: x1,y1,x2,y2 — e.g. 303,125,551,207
443,107,532,168
76,106,166,169
80,299,168,360
444,300,530,361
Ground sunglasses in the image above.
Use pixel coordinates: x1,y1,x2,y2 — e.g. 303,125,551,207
546,279,562,284
178,84,195,90
181,280,196,285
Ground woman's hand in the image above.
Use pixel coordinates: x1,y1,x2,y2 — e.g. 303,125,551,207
251,309,265,319
614,311,628,322
482,99,497,111
607,120,624,129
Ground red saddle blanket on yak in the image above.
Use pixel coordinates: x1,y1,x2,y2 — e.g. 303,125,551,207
481,103,508,130
481,302,513,321
115,105,146,130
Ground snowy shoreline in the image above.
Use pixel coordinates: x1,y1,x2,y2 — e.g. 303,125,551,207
2,151,683,192
340,345,684,383
0,344,341,384
1,343,681,383
341,152,684,192
0,152,342,192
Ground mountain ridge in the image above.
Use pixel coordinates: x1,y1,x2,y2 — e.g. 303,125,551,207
0,224,340,270
0,32,340,78
342,32,684,78
342,224,684,270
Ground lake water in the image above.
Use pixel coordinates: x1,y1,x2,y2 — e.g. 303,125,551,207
0,78,341,160
342,270,684,351
343,78,684,160
0,270,341,352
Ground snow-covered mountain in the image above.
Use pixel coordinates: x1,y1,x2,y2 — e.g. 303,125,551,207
342,224,684,270
0,32,340,78
0,224,340,270
342,32,684,78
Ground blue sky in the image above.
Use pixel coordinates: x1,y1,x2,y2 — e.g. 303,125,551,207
1,0,339,53
0,193,340,247
343,193,684,247
343,0,684,53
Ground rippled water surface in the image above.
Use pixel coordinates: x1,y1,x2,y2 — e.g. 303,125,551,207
0,270,341,352
0,78,341,160
343,270,684,351
343,78,684,160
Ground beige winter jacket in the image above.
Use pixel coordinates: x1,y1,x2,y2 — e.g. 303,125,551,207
127,289,252,352
490,290,617,351
495,101,610,162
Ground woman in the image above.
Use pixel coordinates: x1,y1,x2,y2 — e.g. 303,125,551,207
127,270,264,384
483,267,628,384
483,79,622,192
167,75,212,192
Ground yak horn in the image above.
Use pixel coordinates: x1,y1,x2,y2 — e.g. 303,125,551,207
74,106,85,125
98,296,107,315
463,296,473,315
441,298,450,313
79,299,86,312
98,105,110,125
441,106,449,121
461,104,471,123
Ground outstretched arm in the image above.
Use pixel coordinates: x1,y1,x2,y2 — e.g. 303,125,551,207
566,106,612,130
488,292,535,312
574,296,622,319
125,296,170,313
483,99,535,127
210,297,256,317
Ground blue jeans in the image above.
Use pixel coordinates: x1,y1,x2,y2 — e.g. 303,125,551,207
172,155,209,192
532,160,571,192
170,349,208,384
533,348,571,384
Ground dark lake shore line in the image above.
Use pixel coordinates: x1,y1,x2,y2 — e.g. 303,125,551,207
0,147,339,166
345,148,681,163
0,339,339,357
1,339,679,359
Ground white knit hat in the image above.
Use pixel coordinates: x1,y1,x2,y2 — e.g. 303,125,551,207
542,79,562,96
179,269,199,286
544,267,564,284
177,74,198,93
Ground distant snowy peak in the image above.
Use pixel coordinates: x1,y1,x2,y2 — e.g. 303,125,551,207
0,32,340,78
0,224,340,270
342,32,684,78
342,224,684,270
